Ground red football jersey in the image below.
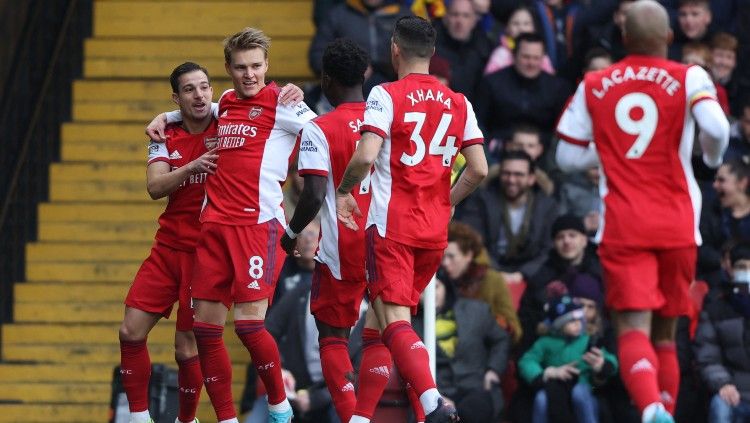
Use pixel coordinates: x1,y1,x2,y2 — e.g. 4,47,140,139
557,55,718,248
297,102,370,280
147,120,218,251
202,83,317,226
362,74,484,249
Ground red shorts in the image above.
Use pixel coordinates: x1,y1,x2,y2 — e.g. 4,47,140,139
599,244,696,317
125,242,195,331
365,226,443,314
310,262,367,328
191,220,286,309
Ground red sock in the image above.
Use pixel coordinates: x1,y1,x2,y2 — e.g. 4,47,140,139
618,330,662,413
235,320,285,405
406,383,426,422
193,322,236,421
655,342,679,414
320,337,356,422
176,355,203,422
119,339,151,412
382,321,436,397
353,328,393,418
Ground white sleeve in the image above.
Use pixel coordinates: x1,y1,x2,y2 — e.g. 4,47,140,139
556,140,600,173
556,81,593,147
297,122,331,177
276,101,317,135
462,97,484,149
147,140,169,164
686,66,729,168
362,85,393,139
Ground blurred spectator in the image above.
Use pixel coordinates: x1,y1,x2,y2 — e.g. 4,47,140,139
557,167,602,237
518,293,618,423
412,276,510,423
457,150,558,283
434,0,495,103
476,32,573,144
694,242,750,423
313,0,345,28
273,220,320,302
725,102,750,162
429,54,452,86
242,276,339,423
709,33,742,116
518,214,602,351
583,47,613,73
409,0,447,19
670,0,715,60
505,124,556,196
680,42,731,114
308,0,411,93
713,160,750,242
580,0,634,65
442,221,523,343
484,6,555,75
532,0,582,75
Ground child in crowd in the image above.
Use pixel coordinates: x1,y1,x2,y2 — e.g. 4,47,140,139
519,293,618,423
483,6,555,75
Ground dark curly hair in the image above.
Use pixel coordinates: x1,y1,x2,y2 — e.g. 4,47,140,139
322,38,369,88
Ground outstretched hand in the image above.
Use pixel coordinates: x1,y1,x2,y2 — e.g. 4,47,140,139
336,192,362,231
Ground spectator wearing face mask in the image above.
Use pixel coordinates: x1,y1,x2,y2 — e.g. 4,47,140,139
694,241,750,423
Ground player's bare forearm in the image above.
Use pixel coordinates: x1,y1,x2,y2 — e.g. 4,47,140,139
288,175,327,234
146,163,191,200
450,144,488,206
336,132,383,195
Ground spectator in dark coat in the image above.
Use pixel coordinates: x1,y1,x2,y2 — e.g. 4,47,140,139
694,242,750,423
475,32,573,145
434,0,495,103
669,0,715,60
724,102,750,163
413,276,511,423
518,214,602,352
308,0,411,92
457,150,558,283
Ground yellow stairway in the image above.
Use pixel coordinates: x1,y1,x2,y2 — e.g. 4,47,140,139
0,1,314,421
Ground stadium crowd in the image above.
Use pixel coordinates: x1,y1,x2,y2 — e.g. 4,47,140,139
258,0,750,422
243,1,750,422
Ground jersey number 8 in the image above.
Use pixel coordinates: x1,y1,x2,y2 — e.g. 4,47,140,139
615,92,658,159
401,112,458,167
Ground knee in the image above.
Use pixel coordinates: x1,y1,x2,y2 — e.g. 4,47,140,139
316,320,350,340
174,331,198,361
534,390,548,409
119,321,146,343
709,393,733,421
571,384,592,405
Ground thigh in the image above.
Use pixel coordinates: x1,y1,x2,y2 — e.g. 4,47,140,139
310,262,367,329
191,222,234,309
125,243,180,318
655,246,697,318
365,226,415,308
599,244,663,312
411,247,444,307
230,220,287,306
175,249,197,332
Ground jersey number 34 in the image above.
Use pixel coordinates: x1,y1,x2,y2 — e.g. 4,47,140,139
401,112,458,167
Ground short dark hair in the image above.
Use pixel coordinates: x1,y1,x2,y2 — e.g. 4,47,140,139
501,149,536,172
393,16,436,59
511,123,541,140
725,158,750,195
322,38,369,87
679,0,710,9
584,47,612,69
170,62,210,93
513,32,545,56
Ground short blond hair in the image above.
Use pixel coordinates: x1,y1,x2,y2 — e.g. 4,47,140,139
224,27,271,63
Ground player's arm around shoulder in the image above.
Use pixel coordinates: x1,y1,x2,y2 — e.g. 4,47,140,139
146,146,218,200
